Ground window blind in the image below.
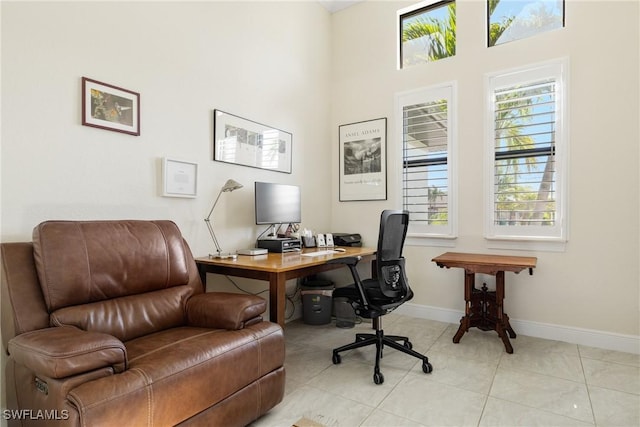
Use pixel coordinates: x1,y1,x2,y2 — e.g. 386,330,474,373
493,78,557,226
403,99,449,226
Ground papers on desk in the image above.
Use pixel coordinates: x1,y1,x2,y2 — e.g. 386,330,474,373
301,250,340,257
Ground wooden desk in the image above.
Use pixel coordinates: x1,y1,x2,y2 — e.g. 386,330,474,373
196,247,376,327
432,252,537,353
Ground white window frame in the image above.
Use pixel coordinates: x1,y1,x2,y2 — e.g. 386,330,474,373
397,0,456,70
396,82,458,246
487,0,565,47
484,58,569,251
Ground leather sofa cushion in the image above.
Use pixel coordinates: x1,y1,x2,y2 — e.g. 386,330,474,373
51,286,192,342
33,220,190,311
68,322,284,426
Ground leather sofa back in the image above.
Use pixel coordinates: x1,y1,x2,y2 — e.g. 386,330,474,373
1,242,50,351
33,220,190,311
2,220,204,346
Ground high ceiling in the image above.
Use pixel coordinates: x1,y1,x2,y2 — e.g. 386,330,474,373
317,0,364,13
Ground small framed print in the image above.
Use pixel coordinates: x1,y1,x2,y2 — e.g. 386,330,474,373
339,118,387,201
162,158,198,198
82,77,140,136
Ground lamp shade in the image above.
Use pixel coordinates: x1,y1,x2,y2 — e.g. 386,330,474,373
221,179,243,192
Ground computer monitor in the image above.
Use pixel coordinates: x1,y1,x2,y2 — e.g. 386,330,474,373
254,182,301,225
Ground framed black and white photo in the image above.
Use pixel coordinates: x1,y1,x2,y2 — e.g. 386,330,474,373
162,158,198,198
213,110,292,174
339,118,387,201
82,77,140,136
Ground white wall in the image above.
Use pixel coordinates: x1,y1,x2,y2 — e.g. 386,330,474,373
0,1,334,415
330,0,639,350
1,1,333,252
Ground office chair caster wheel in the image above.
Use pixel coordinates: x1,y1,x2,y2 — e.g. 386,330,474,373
332,353,341,364
373,371,384,385
422,361,433,374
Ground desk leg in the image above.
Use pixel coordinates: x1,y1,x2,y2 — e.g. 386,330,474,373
495,271,514,354
197,264,208,291
269,273,286,328
453,271,474,343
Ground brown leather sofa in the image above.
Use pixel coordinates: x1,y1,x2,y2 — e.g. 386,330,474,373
1,220,285,426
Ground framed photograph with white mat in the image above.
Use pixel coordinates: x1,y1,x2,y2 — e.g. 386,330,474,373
339,117,387,201
213,109,292,174
162,158,198,198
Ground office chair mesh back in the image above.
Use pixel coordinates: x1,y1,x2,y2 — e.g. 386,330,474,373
377,210,411,300
377,210,407,261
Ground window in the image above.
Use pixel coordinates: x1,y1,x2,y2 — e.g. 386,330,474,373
398,0,456,69
485,59,568,245
488,0,564,47
397,83,457,241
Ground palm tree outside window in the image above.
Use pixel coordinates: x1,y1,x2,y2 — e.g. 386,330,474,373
399,0,456,69
485,59,568,243
398,83,457,240
488,0,564,47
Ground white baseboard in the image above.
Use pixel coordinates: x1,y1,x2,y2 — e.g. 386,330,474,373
396,302,640,355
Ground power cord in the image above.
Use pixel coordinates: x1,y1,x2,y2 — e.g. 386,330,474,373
285,278,303,320
223,275,269,297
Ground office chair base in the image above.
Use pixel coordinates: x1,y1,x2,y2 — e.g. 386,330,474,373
332,324,433,384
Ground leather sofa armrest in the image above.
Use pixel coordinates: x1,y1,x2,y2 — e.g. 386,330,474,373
186,292,267,330
8,326,127,379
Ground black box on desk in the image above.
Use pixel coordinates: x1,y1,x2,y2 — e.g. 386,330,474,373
257,238,301,253
332,233,362,247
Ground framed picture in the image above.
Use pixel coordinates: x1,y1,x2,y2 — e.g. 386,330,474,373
339,118,387,201
213,109,292,174
162,158,198,198
82,77,140,136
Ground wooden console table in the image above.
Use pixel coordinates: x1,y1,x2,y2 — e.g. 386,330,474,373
196,247,376,327
432,252,537,353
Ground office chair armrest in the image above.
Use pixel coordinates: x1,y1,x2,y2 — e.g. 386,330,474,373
326,256,361,266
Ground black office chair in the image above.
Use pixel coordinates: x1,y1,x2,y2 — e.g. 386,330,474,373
328,210,433,384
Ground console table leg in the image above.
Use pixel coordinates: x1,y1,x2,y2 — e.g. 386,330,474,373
496,322,514,354
453,317,467,343
453,271,475,344
504,312,516,339
495,271,514,353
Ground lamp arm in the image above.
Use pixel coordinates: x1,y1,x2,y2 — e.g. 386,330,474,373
204,189,224,255
205,218,223,255
205,190,224,220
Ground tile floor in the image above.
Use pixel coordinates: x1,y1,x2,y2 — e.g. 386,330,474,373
251,314,640,427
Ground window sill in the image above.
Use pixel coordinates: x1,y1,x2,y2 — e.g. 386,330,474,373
406,235,457,248
485,237,567,252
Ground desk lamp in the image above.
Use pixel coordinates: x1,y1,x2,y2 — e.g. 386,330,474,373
205,179,243,259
